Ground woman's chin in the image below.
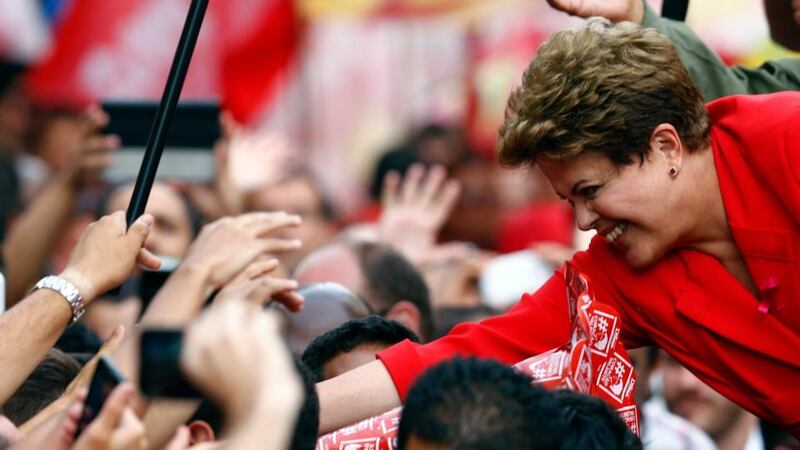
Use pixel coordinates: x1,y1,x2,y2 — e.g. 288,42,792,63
621,246,659,271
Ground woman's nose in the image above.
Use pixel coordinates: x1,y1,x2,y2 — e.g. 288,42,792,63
574,203,599,232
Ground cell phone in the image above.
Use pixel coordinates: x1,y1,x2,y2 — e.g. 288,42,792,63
75,357,126,438
139,329,201,398
102,101,221,183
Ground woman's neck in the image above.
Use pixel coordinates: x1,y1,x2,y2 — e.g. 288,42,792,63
680,148,758,295
679,148,732,255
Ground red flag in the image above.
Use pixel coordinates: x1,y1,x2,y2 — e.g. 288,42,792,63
26,0,301,123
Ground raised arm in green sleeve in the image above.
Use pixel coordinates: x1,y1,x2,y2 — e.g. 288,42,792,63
641,1,800,100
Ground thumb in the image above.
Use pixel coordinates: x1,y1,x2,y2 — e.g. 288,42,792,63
127,214,154,244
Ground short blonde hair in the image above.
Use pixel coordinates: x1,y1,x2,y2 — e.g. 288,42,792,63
497,18,709,168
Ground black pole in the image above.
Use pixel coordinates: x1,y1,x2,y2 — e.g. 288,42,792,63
126,0,210,226
661,0,689,21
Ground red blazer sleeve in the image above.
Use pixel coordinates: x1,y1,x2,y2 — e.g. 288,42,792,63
377,273,573,400
377,239,654,400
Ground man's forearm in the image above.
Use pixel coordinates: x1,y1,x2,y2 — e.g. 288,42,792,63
3,176,77,307
317,360,401,434
112,265,211,382
0,290,72,403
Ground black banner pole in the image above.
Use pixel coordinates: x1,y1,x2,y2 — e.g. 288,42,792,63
661,0,689,21
125,0,210,226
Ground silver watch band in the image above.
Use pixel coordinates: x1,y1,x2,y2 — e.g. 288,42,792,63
33,275,85,324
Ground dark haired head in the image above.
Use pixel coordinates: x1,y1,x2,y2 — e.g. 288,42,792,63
4,349,81,425
351,241,434,341
369,146,419,200
302,316,420,382
289,360,320,450
95,181,203,236
552,390,642,450
397,357,564,450
0,61,26,97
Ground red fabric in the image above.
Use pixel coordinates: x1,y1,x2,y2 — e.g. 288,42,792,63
377,92,800,436
25,0,301,123
496,200,574,253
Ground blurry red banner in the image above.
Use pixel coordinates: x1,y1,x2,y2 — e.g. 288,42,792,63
25,0,302,123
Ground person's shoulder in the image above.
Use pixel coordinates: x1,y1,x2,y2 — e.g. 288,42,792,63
707,92,800,129
709,92,800,199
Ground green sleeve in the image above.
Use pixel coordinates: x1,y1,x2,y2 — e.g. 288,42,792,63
641,1,800,101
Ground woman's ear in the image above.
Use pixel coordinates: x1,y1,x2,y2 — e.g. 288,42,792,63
649,123,684,168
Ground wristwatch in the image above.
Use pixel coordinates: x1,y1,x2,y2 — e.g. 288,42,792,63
33,275,85,324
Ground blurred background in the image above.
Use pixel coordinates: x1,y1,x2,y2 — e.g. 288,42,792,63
1,0,796,214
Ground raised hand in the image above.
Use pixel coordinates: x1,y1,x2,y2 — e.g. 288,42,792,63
181,300,302,429
61,105,120,189
59,212,158,302
72,383,147,450
213,112,297,215
545,0,644,23
214,258,303,312
379,164,460,264
178,212,302,291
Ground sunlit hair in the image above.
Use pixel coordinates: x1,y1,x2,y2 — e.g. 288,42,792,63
497,18,710,168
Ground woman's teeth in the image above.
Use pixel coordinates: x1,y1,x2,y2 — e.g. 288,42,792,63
605,222,628,243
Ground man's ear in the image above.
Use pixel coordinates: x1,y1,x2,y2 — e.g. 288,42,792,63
649,123,684,168
187,420,216,444
384,301,422,337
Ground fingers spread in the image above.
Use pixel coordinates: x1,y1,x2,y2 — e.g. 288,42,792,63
257,237,302,254
273,290,304,312
239,212,302,237
381,170,401,208
418,164,447,209
432,179,461,219
400,163,425,205
244,258,280,279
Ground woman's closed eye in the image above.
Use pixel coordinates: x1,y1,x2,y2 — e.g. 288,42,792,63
580,185,601,199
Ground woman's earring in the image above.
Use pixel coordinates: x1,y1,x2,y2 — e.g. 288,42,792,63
669,167,679,179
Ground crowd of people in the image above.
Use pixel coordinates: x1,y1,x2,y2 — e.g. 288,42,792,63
0,0,799,449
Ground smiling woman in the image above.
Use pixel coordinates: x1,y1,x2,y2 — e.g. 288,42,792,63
315,18,800,438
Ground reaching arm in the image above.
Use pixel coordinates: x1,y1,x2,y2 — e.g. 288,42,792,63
545,0,800,101
2,175,77,307
0,212,155,404
317,360,401,434
640,1,800,100
315,274,573,435
2,107,119,307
